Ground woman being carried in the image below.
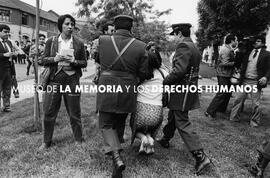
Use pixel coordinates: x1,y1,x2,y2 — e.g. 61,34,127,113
130,42,168,154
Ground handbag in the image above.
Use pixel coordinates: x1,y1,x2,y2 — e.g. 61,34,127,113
157,69,169,107
38,36,55,90
39,67,50,90
230,68,240,85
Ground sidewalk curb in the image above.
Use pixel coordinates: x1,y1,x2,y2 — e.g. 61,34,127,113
10,60,96,105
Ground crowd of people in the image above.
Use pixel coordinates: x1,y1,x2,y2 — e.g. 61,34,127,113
1,12,270,178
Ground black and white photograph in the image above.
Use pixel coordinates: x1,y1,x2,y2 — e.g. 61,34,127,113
1,0,270,177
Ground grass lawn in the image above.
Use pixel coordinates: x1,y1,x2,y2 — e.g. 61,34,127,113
199,63,217,79
1,82,270,177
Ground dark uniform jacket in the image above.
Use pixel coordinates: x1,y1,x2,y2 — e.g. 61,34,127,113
0,40,16,80
40,34,87,81
96,29,149,113
163,37,200,111
240,48,270,88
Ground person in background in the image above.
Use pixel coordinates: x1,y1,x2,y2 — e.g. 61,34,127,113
83,45,89,72
205,34,238,118
20,41,26,64
91,21,115,84
29,33,47,104
29,34,46,67
25,39,33,76
229,35,270,127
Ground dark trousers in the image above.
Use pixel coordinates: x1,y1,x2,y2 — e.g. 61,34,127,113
207,76,232,115
11,76,19,96
43,71,83,144
0,69,12,109
162,110,202,151
26,58,32,75
17,54,23,64
99,111,128,154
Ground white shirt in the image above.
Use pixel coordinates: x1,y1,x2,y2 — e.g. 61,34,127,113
56,35,75,75
137,68,168,106
58,35,73,53
245,48,261,79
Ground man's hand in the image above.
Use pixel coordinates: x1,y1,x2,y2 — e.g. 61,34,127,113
54,53,65,62
63,55,75,63
258,76,267,86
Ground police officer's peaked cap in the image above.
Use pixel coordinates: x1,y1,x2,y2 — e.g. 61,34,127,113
114,15,134,23
169,23,192,35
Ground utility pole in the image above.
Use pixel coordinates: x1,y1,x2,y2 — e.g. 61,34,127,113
33,0,41,131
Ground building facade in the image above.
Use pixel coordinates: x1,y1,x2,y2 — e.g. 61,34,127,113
0,0,59,43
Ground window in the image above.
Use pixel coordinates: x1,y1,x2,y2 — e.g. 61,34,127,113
0,9,11,22
53,24,58,32
22,13,28,25
40,18,49,29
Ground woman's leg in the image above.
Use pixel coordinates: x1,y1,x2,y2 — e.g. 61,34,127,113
146,134,155,154
136,132,148,153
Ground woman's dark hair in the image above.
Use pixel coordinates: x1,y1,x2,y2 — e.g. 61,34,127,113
225,34,236,44
57,14,76,32
146,41,155,51
147,51,162,79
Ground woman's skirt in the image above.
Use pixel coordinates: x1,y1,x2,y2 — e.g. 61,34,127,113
130,101,163,145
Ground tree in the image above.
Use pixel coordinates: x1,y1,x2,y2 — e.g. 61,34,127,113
78,23,97,43
197,0,270,51
75,0,172,51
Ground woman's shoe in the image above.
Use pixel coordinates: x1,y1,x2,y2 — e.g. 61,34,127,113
139,136,149,154
146,136,155,154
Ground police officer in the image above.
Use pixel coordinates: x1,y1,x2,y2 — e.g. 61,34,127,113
96,15,149,178
158,23,212,175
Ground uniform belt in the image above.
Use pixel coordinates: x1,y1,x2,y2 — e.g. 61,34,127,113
101,70,135,78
